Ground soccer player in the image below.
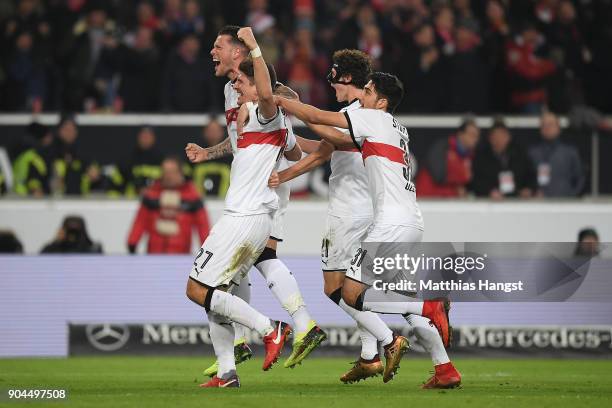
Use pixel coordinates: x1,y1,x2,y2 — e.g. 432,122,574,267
185,27,320,388
273,72,460,386
196,25,325,377
269,49,398,383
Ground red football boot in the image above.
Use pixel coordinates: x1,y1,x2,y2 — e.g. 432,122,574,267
262,321,292,371
199,375,240,388
422,362,461,389
422,300,451,347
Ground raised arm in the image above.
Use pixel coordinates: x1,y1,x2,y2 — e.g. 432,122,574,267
237,27,276,120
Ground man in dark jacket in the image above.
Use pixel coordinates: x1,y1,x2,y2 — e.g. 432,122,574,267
528,111,584,197
160,34,215,112
471,118,537,199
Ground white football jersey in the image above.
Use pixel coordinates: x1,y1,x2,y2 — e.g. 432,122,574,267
344,108,424,229
328,99,373,219
224,80,240,153
224,103,290,216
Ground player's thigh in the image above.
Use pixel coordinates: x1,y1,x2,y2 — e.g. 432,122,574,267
322,215,371,272
270,183,290,242
189,214,271,287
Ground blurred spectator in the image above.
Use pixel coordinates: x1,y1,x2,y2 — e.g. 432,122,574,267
482,0,511,112
246,0,280,65
528,111,584,197
41,215,103,253
574,228,600,257
0,230,23,253
161,34,215,112
434,5,455,56
127,156,210,254
4,30,46,111
106,27,161,112
276,28,328,107
191,119,231,198
416,117,480,197
136,1,161,31
46,115,103,195
173,0,205,37
60,1,117,111
114,126,163,196
547,0,590,111
471,118,537,199
12,121,53,196
505,22,556,113
448,19,488,113
399,23,447,113
358,23,383,69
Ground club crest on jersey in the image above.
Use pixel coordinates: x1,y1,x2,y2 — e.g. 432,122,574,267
225,108,239,125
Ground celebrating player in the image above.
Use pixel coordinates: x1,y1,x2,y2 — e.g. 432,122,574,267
273,72,460,386
191,25,325,378
269,50,398,383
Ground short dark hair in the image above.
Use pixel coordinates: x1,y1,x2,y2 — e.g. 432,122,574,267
490,115,508,131
332,49,372,88
218,25,249,52
238,59,278,89
368,72,404,113
578,228,599,242
458,115,477,132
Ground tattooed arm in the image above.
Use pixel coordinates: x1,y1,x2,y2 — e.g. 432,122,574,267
185,137,233,163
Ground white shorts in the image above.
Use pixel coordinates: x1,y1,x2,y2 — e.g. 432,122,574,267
189,213,272,287
321,214,372,272
346,223,423,284
270,183,290,242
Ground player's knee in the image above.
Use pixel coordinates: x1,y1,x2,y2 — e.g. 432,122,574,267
254,246,276,266
341,285,361,309
325,286,342,305
186,279,215,312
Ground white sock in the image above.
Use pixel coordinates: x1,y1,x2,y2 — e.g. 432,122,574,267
256,258,312,333
338,299,393,347
209,289,273,337
207,312,236,378
362,288,423,315
405,314,450,366
229,276,251,344
357,323,379,360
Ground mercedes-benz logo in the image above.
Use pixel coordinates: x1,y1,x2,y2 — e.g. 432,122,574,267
85,324,130,352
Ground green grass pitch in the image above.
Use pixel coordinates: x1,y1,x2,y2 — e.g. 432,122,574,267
1,357,611,407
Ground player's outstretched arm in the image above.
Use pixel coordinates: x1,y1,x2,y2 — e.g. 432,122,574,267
185,138,232,163
237,27,276,120
275,97,352,147
295,135,321,154
271,140,334,187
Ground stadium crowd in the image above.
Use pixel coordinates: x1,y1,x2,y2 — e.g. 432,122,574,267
0,0,611,114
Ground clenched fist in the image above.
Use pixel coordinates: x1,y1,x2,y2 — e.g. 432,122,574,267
185,143,208,163
237,27,258,51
